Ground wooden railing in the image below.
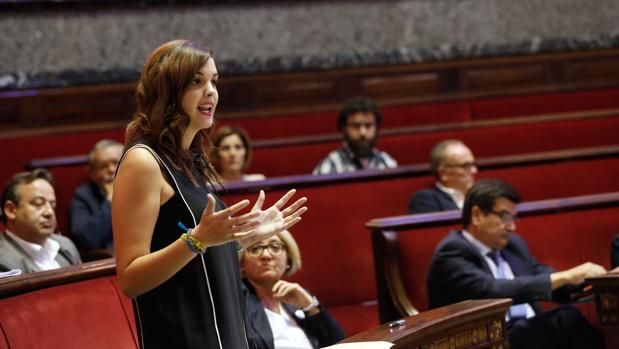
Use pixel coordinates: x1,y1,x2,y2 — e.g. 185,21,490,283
339,299,511,349
0,258,115,298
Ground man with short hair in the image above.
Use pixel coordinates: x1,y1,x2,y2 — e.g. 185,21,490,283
70,139,123,251
313,96,397,175
0,169,81,274
427,179,605,349
408,139,477,213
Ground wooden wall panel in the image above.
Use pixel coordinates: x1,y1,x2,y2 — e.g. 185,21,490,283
258,81,336,107
2,49,619,132
566,57,619,84
462,64,545,91
361,72,441,100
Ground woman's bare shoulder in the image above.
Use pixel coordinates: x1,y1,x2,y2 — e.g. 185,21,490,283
117,147,162,179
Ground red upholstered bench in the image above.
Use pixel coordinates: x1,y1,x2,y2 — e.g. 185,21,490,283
2,94,617,186
221,146,619,336
217,87,619,140
469,88,619,119
23,112,619,238
366,192,619,326
0,259,137,349
248,111,619,176
15,146,619,337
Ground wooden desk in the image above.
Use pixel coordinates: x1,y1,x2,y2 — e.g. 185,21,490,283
587,274,619,349
339,299,511,349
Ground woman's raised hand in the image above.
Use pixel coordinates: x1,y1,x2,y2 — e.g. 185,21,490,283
272,280,314,309
237,189,307,248
191,194,262,247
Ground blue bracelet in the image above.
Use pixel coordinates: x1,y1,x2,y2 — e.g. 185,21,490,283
178,222,207,254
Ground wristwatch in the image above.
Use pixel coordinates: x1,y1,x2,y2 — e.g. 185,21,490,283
302,296,320,313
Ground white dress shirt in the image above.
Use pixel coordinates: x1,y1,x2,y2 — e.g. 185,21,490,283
5,230,61,271
264,304,313,349
436,182,465,209
462,230,536,320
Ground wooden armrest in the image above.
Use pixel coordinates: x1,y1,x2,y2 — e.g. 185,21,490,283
340,299,511,349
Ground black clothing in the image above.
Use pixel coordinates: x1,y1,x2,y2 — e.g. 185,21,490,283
128,141,247,349
428,231,603,349
612,234,619,269
70,182,114,250
242,280,345,349
408,186,459,214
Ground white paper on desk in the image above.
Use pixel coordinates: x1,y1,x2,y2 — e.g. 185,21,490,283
0,269,22,278
322,341,394,349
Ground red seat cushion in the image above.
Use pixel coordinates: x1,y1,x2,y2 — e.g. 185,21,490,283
0,277,137,349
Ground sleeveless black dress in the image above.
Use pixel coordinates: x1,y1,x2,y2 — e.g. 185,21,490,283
126,141,248,349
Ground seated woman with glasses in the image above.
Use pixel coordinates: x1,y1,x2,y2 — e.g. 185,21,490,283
240,230,345,349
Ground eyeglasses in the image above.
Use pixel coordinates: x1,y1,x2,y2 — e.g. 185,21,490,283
443,162,477,171
246,242,286,257
487,210,519,226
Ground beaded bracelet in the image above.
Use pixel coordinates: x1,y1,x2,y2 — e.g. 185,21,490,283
180,229,207,255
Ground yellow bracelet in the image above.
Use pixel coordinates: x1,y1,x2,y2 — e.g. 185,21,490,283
181,229,207,254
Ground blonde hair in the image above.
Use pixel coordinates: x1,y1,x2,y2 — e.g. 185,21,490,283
240,230,302,277
278,230,302,276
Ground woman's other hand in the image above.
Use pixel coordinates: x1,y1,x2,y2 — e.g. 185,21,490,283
237,189,307,248
191,194,261,247
272,280,314,310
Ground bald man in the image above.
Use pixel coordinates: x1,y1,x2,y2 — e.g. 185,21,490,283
409,140,477,213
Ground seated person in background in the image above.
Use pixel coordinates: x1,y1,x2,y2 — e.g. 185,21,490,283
409,139,476,213
70,139,123,252
0,169,81,274
612,234,619,269
212,126,265,182
313,96,397,175
241,230,345,349
427,178,605,349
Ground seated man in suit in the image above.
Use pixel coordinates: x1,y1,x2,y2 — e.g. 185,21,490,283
427,178,605,349
70,139,123,253
0,169,81,274
313,96,397,175
408,139,477,213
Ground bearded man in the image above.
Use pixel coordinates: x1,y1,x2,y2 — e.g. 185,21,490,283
313,96,397,175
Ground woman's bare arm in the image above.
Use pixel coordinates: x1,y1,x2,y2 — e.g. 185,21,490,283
113,148,197,298
112,148,265,298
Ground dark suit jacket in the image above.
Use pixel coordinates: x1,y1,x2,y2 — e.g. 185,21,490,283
427,231,577,313
612,234,619,269
70,181,113,250
242,280,345,349
408,186,459,214
0,231,81,274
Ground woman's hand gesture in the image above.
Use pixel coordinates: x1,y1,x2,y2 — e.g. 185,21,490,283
237,189,307,248
272,280,315,310
191,194,261,247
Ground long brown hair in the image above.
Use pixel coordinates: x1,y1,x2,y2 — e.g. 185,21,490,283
212,126,254,173
125,39,218,185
